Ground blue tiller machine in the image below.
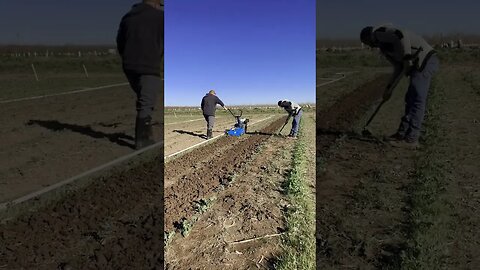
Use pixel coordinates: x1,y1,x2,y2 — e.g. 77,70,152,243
225,108,249,137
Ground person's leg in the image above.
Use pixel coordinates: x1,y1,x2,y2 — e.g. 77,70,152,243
134,74,161,149
203,114,209,137
398,83,415,136
405,55,439,143
207,115,215,139
137,75,161,120
125,72,141,97
291,110,303,137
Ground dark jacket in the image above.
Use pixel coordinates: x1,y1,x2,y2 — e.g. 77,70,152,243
278,100,302,116
201,94,225,116
116,3,164,76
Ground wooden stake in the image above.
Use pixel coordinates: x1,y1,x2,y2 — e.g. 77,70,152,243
31,63,39,81
229,233,285,245
82,64,89,78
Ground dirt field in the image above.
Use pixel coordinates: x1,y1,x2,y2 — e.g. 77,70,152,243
0,151,163,269
316,50,480,269
164,111,316,269
164,112,274,157
0,84,162,203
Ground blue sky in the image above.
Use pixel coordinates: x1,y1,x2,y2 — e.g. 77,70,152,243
165,0,315,106
317,0,480,39
0,0,315,106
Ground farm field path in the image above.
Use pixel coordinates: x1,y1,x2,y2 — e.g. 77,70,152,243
435,66,480,268
0,84,162,203
165,113,315,269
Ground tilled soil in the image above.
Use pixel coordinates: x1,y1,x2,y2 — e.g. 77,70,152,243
0,154,164,269
164,117,285,232
317,73,389,133
0,84,163,203
164,114,273,157
316,73,418,268
165,123,303,269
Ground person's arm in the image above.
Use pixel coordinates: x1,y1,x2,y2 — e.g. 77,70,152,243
116,19,126,56
375,27,415,69
201,98,205,109
216,96,226,109
383,54,405,101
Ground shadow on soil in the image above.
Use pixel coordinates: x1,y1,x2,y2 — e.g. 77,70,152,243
27,119,135,149
317,128,385,144
172,129,206,139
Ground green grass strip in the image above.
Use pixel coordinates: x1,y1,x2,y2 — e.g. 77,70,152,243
276,118,315,270
401,77,452,269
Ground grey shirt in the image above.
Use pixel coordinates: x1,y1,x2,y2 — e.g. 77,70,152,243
372,25,435,86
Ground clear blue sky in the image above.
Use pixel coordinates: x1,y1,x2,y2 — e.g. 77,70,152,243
317,0,480,39
165,0,315,106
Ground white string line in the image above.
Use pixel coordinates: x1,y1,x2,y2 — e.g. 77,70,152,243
164,116,275,160
0,82,129,104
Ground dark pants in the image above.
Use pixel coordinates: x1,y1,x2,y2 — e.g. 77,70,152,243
125,72,162,119
398,55,439,142
203,115,215,130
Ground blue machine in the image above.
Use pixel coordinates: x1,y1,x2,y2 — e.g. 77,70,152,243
225,109,249,137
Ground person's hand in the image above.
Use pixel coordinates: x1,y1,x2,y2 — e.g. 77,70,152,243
403,58,415,76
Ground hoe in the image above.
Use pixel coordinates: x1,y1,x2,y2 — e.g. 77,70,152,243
225,108,249,137
362,47,424,137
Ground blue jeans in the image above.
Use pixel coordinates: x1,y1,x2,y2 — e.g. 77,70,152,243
398,54,439,142
290,110,303,136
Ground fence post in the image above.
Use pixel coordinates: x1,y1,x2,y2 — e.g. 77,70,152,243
82,64,89,78
31,63,39,81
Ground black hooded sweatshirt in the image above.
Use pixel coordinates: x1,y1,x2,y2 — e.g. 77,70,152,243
201,94,225,116
116,3,164,76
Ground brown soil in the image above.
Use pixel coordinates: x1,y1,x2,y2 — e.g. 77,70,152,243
0,154,164,269
433,67,480,268
315,73,419,268
316,64,480,269
165,120,308,269
0,84,162,203
164,114,273,157
164,117,285,232
317,73,389,133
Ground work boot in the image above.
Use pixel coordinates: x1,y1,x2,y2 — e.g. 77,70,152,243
206,129,213,140
135,117,155,150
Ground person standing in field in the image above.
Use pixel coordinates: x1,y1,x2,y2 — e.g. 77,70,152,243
277,99,303,138
116,0,164,149
360,24,439,149
201,90,228,139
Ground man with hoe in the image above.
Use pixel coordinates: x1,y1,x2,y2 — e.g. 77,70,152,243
277,99,303,139
201,90,228,140
117,0,164,149
360,24,439,149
